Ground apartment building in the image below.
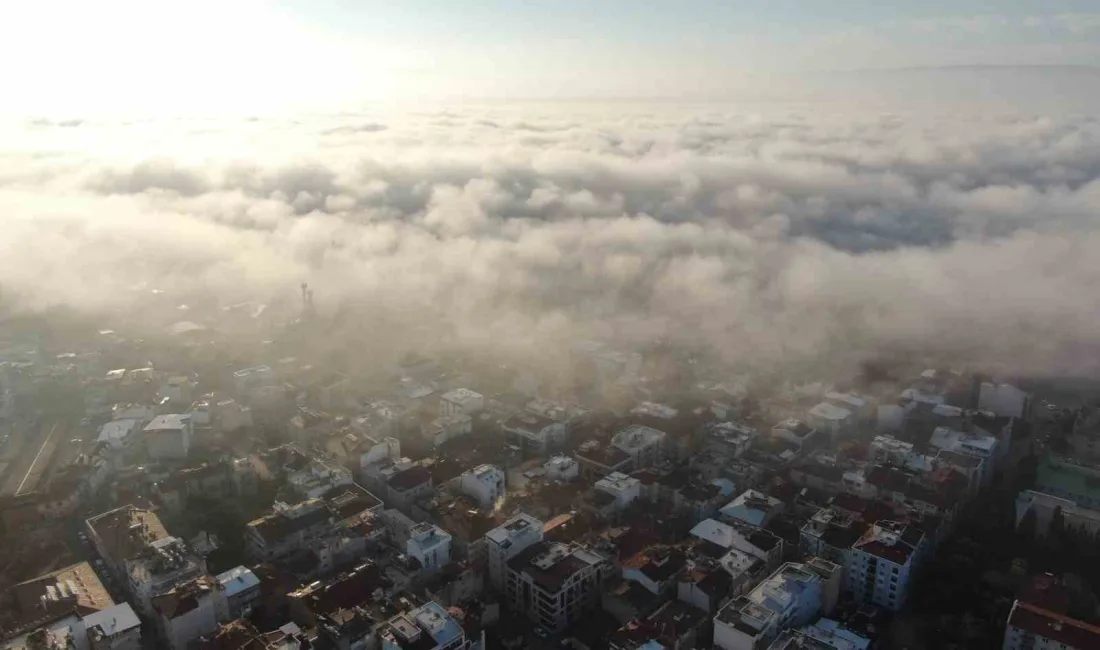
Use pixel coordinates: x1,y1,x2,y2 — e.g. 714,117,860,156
713,562,826,650
848,521,925,612
505,542,608,633
485,513,544,593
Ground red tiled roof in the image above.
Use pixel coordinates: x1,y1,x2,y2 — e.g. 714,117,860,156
1018,575,1072,614
832,493,868,514
1008,601,1100,650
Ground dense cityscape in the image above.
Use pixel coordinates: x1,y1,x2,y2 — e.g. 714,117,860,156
0,285,1092,650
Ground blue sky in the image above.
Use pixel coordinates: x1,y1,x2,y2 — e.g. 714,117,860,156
281,0,1100,65
1,0,1099,114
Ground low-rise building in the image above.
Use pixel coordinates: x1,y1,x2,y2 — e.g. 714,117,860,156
928,426,999,479
84,603,142,650
595,472,643,510
806,403,855,441
1034,455,1100,510
287,459,353,500
690,519,784,573
772,420,819,451
1015,489,1100,538
440,388,485,418
611,425,667,469
406,523,452,572
979,382,1030,420
720,490,784,529
622,546,687,596
386,466,434,511
458,464,505,510
232,365,276,395
422,414,473,447
543,455,579,482
678,555,737,614
10,561,114,627
85,505,171,581
215,567,261,619
246,499,333,561
608,600,707,650
713,562,826,650
502,411,567,454
126,537,208,616
152,575,225,650
143,414,192,461
380,601,477,650
96,419,140,450
1003,600,1100,650
768,618,871,650
575,441,633,480
702,421,759,459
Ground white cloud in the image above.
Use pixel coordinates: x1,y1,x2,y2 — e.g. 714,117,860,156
3,99,1100,378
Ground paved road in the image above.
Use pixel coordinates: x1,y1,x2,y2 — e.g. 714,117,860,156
14,420,61,496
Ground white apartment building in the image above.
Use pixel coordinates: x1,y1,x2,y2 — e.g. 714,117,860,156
630,401,679,421
769,618,871,650
381,600,476,650
215,566,261,619
1003,600,1100,650
929,426,999,482
806,403,855,441
980,382,1031,420
423,414,473,447
214,399,252,433
245,499,333,561
825,392,872,419
848,521,925,612
143,414,192,461
232,365,276,394
485,513,544,593
713,562,825,650
97,419,140,450
126,537,207,616
357,436,402,472
152,576,226,650
406,523,452,572
702,421,760,459
458,464,505,510
112,403,156,423
595,472,642,509
505,542,608,633
502,411,567,454
439,388,485,418
869,434,908,463
83,602,142,650
799,507,861,571
771,419,819,451
611,425,667,468
286,459,353,500
690,519,784,573
1016,489,1100,538
543,455,579,482
720,490,784,528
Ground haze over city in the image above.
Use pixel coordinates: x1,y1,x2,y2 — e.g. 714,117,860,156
1,3,1100,650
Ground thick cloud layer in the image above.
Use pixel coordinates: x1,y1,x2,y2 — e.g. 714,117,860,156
2,101,1100,379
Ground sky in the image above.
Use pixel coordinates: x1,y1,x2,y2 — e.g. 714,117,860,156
2,0,1100,114
2,3,1100,382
